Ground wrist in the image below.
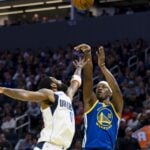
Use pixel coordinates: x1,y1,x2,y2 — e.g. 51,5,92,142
76,66,82,69
84,50,91,55
99,63,106,68
75,66,83,71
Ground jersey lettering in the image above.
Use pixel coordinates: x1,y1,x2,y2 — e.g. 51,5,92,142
60,99,72,111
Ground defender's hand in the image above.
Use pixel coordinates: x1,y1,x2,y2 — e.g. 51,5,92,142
0,87,4,94
96,46,105,67
73,57,88,69
74,44,91,54
49,77,62,86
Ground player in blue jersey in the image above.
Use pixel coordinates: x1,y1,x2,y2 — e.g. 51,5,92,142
74,44,124,150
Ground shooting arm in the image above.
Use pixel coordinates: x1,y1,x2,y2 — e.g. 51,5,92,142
74,44,96,111
100,65,123,117
83,51,95,110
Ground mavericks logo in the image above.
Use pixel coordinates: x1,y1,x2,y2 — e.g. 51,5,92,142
96,108,113,130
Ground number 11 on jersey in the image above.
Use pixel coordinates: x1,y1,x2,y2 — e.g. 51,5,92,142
70,111,73,122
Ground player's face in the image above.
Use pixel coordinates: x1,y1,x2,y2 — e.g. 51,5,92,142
95,83,110,101
49,77,58,92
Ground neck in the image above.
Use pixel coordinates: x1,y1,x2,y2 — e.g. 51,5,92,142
98,96,110,104
103,99,110,105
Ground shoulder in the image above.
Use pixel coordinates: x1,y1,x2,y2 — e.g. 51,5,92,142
38,88,53,93
89,92,98,106
109,102,121,119
84,92,97,112
54,91,65,95
54,91,67,97
38,88,54,97
38,88,55,103
54,91,70,99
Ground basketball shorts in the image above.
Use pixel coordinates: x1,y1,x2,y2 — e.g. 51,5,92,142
34,142,66,150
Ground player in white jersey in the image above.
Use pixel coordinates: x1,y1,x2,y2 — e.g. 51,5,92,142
0,58,87,150
36,90,75,150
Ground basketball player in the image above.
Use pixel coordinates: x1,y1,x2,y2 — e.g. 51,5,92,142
74,44,124,150
0,58,87,150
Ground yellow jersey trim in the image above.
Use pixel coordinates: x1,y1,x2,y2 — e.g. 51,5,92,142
85,100,99,114
109,102,120,119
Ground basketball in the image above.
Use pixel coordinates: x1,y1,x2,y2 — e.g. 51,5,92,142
72,0,94,10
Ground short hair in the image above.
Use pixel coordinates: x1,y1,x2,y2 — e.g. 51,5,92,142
97,81,112,95
58,82,68,92
37,76,52,90
38,76,68,92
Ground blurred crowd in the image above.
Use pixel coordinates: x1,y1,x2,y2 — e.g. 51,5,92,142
1,5,150,27
2,13,68,27
0,38,149,150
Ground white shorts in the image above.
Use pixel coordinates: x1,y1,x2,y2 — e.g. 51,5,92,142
34,142,66,150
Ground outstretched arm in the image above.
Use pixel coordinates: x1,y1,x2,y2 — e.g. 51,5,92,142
97,46,124,117
0,87,54,103
67,58,87,100
74,44,96,111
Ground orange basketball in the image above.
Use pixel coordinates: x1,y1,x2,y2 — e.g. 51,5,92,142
72,0,94,10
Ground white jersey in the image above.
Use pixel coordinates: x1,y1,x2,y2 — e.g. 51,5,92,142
38,91,75,149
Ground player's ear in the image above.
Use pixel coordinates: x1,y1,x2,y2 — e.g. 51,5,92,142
106,89,112,97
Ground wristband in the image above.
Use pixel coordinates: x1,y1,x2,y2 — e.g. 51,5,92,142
71,75,81,87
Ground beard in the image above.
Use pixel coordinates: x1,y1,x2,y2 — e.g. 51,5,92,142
96,93,110,102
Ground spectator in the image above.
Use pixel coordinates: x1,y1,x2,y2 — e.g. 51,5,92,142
118,118,127,138
118,127,141,150
14,132,34,150
127,112,140,130
32,13,40,24
1,114,16,132
27,102,41,131
0,132,12,150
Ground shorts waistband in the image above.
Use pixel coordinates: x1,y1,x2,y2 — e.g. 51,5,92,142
36,141,65,150
36,142,45,149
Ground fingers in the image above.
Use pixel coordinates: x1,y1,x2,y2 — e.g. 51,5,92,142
73,56,87,68
73,59,78,65
99,46,104,50
72,61,77,67
74,44,84,51
79,57,82,62
96,46,104,55
96,51,98,56
73,57,84,65
74,43,91,53
74,46,80,51
98,46,104,53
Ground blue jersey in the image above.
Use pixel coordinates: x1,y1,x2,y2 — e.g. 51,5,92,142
82,100,120,150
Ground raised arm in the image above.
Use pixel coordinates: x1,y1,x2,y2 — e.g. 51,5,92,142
0,87,55,103
74,44,96,111
67,58,87,100
97,46,124,117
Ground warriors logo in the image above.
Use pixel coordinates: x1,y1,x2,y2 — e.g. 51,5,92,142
96,107,113,130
